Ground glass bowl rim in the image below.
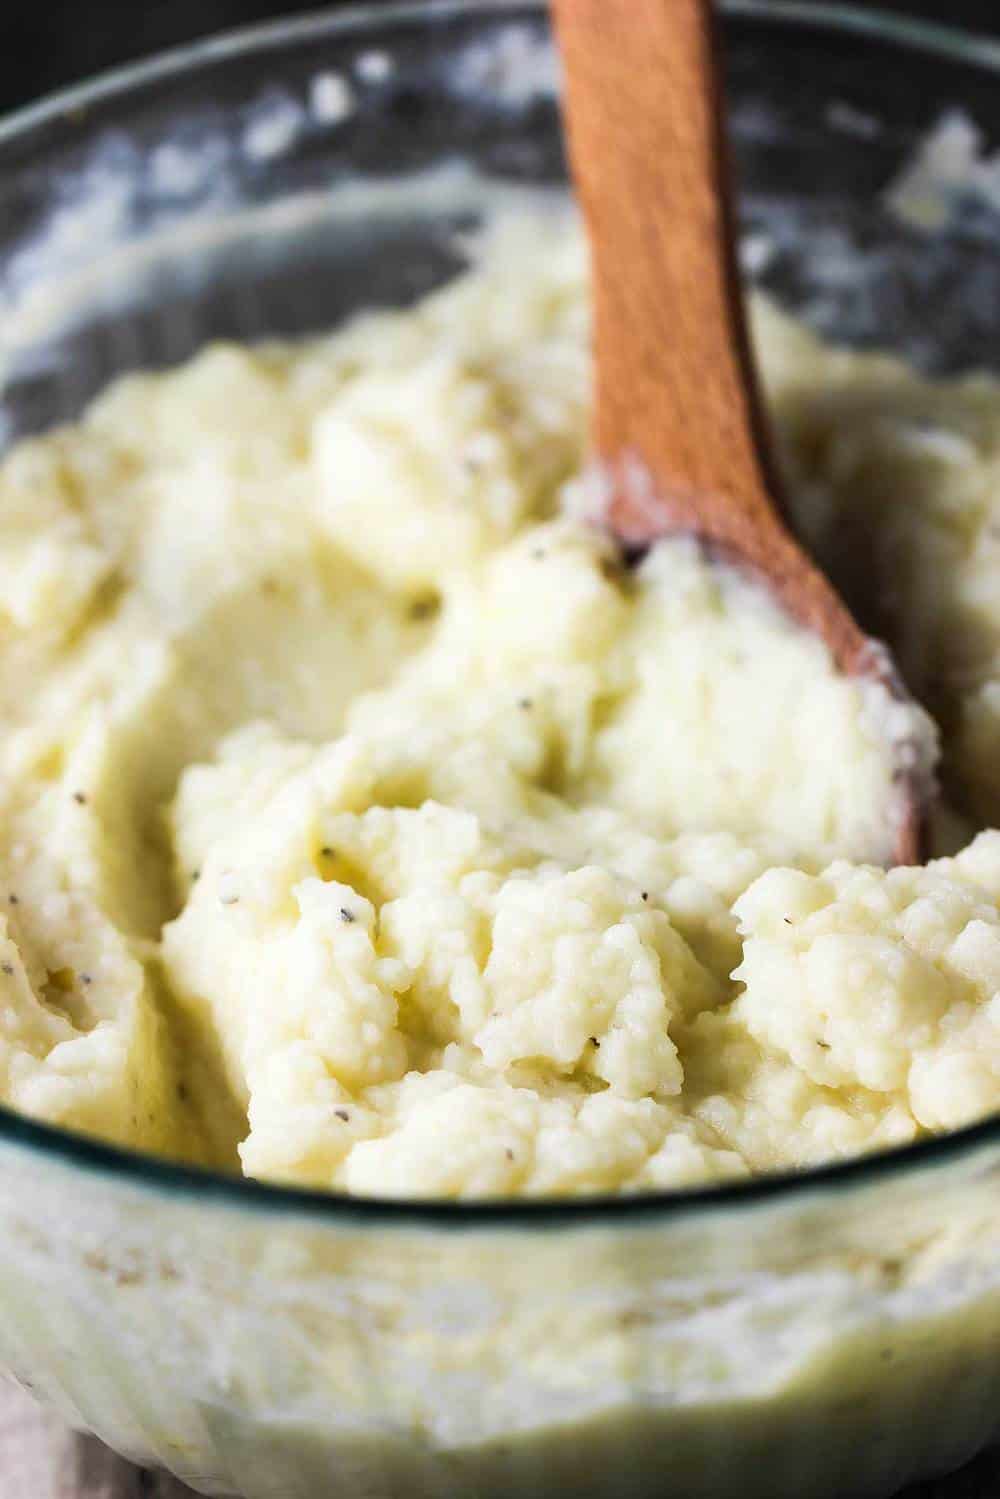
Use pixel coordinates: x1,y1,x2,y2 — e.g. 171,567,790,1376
3,0,1000,1229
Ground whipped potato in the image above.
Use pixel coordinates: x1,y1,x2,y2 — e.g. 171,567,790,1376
7,207,1000,1199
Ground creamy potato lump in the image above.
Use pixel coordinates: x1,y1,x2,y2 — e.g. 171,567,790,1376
4,206,1000,1197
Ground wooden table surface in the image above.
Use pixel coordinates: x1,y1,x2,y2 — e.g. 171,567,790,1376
0,1381,193,1497
4,1376,1000,1499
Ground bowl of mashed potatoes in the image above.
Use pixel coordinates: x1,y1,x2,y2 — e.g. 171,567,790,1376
3,2,1000,1494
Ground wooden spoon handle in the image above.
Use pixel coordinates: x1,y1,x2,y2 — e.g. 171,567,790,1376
553,0,878,672
552,0,781,551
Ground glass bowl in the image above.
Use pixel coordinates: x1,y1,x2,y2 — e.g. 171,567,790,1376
3,4,1000,1496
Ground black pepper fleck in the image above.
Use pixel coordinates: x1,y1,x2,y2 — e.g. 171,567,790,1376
340,907,356,924
320,847,334,858
335,1108,350,1122
72,791,87,805
590,1036,600,1047
8,894,18,906
641,891,649,902
783,916,793,925
1,964,12,976
80,973,92,985
518,697,533,710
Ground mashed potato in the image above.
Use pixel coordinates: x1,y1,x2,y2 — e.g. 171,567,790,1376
5,206,1000,1197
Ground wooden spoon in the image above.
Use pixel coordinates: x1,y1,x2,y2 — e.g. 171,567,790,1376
551,0,926,865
